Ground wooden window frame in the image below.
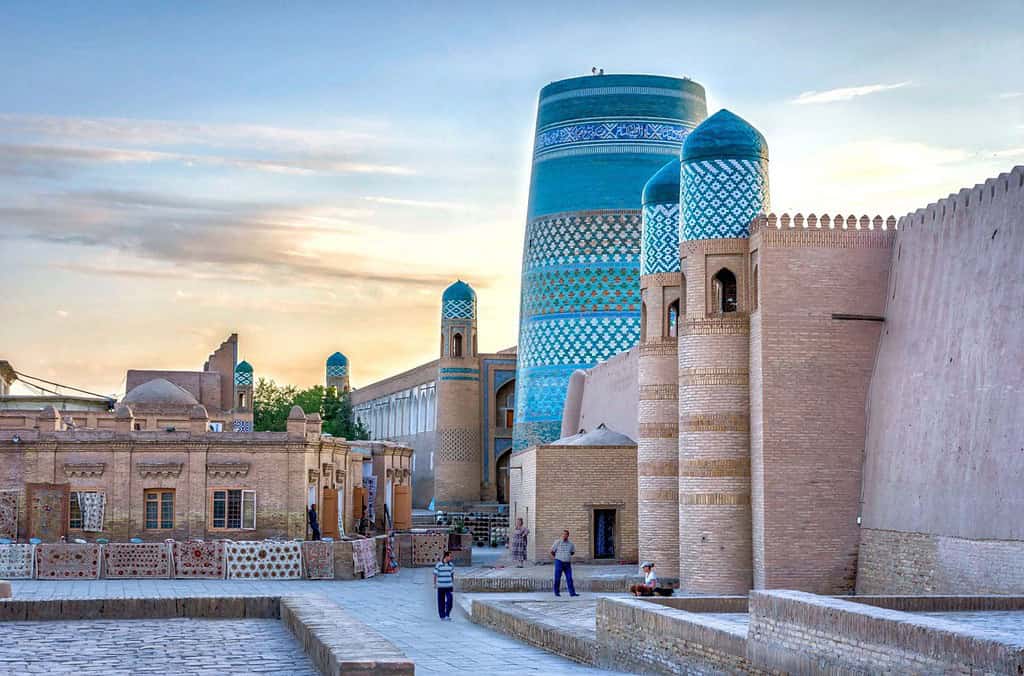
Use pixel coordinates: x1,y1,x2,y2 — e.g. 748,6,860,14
208,488,256,531
68,490,104,531
144,488,175,530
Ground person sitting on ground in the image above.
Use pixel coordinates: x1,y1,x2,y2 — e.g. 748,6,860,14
630,561,659,596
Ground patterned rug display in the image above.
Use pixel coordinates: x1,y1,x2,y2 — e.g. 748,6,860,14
26,483,69,541
35,543,101,579
412,532,448,566
0,544,34,579
103,542,172,578
225,541,302,579
0,490,18,539
301,540,334,579
351,538,378,578
172,540,226,579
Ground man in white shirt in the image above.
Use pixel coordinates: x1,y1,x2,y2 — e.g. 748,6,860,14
550,529,579,597
433,551,455,620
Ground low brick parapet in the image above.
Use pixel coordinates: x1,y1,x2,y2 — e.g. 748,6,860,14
747,589,1024,675
280,595,413,674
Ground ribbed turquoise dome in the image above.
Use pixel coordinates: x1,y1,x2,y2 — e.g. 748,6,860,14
642,159,681,206
234,360,253,373
326,352,348,366
682,109,768,163
442,280,476,302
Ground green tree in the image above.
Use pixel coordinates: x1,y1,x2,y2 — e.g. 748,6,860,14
253,378,369,441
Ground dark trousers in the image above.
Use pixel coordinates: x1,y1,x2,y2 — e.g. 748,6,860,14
310,525,321,541
553,559,576,595
436,587,453,619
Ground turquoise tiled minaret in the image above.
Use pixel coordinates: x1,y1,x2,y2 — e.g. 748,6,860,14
680,109,769,241
641,158,682,276
513,74,708,451
326,351,350,393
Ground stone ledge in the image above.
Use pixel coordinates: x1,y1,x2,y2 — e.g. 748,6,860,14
0,595,280,622
471,599,597,665
280,595,413,675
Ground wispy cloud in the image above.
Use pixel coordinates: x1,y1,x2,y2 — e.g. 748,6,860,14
791,82,911,105
997,92,1023,100
991,147,1024,158
362,196,471,211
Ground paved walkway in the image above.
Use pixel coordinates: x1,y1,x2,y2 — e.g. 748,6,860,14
5,568,624,675
0,618,317,675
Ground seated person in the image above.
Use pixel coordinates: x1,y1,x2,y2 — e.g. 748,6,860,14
630,562,675,597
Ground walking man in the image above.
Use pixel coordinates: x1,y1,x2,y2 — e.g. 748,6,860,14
433,550,455,620
550,529,579,597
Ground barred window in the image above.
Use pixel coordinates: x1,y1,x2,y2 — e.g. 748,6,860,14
210,489,256,529
144,489,174,529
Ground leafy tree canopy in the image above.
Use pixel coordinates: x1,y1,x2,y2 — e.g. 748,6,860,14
253,377,369,440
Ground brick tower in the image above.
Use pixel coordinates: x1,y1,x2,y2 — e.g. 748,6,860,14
434,280,482,508
326,352,350,393
232,360,254,432
638,158,683,579
677,110,769,593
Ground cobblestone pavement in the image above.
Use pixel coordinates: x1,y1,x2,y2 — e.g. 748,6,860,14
7,568,624,675
0,618,316,675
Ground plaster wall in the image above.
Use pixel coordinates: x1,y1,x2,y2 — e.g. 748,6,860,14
858,167,1024,592
566,348,639,440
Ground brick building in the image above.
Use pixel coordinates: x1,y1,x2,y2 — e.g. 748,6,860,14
351,281,517,510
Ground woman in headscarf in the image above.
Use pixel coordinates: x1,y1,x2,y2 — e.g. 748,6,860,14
509,516,529,567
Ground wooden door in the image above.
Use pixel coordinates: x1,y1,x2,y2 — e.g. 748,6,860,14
321,488,339,539
392,485,412,530
353,487,366,520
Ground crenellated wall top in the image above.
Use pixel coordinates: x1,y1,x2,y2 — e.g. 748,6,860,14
898,165,1023,230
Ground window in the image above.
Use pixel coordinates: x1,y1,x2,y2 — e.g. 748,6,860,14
211,489,256,529
452,333,463,358
712,268,738,313
69,491,101,529
208,422,223,432
238,392,246,409
667,300,680,337
144,489,175,529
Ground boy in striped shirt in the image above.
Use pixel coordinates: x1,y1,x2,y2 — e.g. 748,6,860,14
433,550,455,620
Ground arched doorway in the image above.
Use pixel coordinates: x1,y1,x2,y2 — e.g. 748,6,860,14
496,451,511,504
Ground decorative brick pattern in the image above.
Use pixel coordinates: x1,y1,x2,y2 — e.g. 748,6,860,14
680,414,749,433
679,367,749,386
681,458,751,477
438,428,480,463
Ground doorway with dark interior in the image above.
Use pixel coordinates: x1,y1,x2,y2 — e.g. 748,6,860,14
593,508,616,559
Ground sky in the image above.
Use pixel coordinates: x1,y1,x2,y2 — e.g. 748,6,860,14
2,1,1022,396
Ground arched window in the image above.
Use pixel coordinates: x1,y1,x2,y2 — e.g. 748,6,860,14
640,300,648,342
238,392,247,409
712,268,738,313
472,333,478,357
667,300,680,337
752,264,759,311
452,333,463,358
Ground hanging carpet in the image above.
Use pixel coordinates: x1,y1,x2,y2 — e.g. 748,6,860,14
26,483,69,541
301,540,335,579
0,490,18,539
35,543,101,579
103,542,171,578
351,538,378,578
172,540,226,579
0,544,34,579
412,532,447,566
225,541,302,580
77,492,106,532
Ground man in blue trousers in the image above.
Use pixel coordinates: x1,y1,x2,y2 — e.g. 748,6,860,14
433,550,455,620
550,529,579,597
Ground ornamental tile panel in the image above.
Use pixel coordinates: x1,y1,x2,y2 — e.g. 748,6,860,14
641,203,681,275
681,158,769,240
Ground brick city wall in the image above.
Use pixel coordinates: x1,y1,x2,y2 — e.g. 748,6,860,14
857,527,1024,595
512,444,637,563
747,589,1024,675
748,216,894,594
859,167,1024,594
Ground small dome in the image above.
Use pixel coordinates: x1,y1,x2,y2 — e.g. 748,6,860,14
122,378,199,407
189,404,209,420
682,109,768,163
551,424,635,447
326,352,348,366
235,360,253,373
442,280,476,303
642,159,681,206
288,405,306,420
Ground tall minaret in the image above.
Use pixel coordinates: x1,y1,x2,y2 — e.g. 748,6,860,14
638,158,683,579
434,280,481,508
677,109,769,593
232,360,254,432
326,352,350,393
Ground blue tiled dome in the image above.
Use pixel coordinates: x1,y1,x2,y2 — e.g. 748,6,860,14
682,109,768,163
642,159,681,206
234,360,253,373
442,280,476,303
326,352,348,366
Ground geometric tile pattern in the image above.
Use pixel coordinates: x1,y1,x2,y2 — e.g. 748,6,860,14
515,209,644,451
681,158,769,241
535,119,690,160
442,298,476,320
641,203,681,275
326,363,347,377
232,420,253,433
234,371,253,386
